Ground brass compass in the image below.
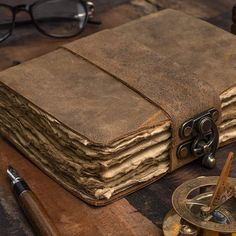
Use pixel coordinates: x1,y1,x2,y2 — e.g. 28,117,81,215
163,152,236,236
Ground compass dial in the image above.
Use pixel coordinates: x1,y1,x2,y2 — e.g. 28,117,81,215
172,176,236,233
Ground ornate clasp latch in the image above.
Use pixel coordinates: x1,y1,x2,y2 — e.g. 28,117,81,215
177,108,219,168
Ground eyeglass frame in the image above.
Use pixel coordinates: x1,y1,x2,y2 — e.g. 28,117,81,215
0,0,96,42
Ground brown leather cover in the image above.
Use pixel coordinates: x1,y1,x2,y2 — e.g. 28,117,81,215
0,9,236,205
63,28,221,170
63,9,236,170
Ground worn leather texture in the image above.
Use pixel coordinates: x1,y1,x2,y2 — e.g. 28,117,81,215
0,9,235,204
0,49,167,145
63,9,236,170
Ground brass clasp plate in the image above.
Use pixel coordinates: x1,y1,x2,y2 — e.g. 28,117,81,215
177,108,219,168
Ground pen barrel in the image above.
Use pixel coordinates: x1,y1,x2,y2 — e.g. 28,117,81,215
18,190,60,236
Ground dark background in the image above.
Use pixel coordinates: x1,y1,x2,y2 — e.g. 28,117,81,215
0,0,236,235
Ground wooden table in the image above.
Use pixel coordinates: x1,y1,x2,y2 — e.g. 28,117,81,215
0,1,235,235
1,0,235,71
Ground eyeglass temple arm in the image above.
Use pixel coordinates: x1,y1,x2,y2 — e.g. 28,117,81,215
88,19,101,25
87,1,101,25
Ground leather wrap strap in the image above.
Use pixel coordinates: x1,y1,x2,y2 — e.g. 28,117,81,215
63,29,221,171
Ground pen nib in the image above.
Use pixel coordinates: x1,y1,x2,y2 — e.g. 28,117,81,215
7,166,21,182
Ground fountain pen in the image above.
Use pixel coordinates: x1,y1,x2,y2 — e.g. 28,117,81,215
7,166,60,236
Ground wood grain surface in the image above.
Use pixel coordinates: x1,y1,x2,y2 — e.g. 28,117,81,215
0,1,162,235
0,138,162,236
18,191,60,236
1,0,235,71
0,0,235,235
127,142,236,227
0,0,155,71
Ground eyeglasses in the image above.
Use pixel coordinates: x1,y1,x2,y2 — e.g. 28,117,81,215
0,0,100,42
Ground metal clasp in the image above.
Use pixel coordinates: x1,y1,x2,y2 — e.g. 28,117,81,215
177,108,219,168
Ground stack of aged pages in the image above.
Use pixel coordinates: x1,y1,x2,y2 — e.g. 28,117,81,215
0,9,235,205
220,87,236,146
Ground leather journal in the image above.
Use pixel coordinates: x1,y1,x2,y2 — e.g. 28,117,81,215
0,9,235,205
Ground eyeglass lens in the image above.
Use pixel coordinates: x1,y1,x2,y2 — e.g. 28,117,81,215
32,0,87,37
0,5,13,40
